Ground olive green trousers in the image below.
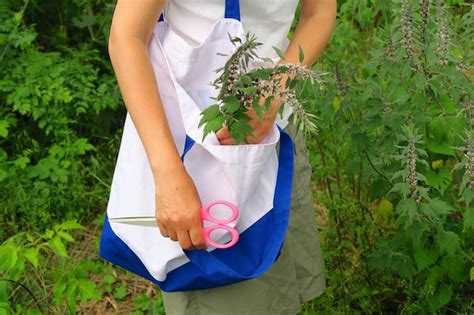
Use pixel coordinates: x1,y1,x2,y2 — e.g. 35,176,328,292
161,122,326,315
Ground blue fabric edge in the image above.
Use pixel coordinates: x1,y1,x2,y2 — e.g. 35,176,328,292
98,126,295,292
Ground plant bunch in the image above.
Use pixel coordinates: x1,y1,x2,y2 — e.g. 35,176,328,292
199,32,326,144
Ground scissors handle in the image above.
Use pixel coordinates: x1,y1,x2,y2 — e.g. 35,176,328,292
201,200,239,249
203,225,240,249
201,200,239,224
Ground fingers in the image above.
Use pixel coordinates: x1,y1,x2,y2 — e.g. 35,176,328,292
189,226,207,249
156,220,169,238
216,127,230,141
219,137,236,145
168,228,178,242
177,230,194,250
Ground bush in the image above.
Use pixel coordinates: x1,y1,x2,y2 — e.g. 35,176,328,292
303,0,473,312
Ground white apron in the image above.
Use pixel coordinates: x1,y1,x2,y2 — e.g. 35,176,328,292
99,0,295,291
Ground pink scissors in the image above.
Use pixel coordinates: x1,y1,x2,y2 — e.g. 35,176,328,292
109,200,240,249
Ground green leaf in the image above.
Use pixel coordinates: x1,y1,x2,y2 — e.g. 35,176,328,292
425,168,452,194
113,283,128,300
241,86,257,95
199,105,221,128
22,248,39,269
222,97,241,114
53,281,67,306
426,140,455,156
229,119,253,144
442,256,467,282
77,279,100,304
66,283,78,314
272,46,286,61
439,95,457,114
436,230,460,256
103,274,116,285
426,198,455,216
298,44,304,63
414,248,438,272
58,231,75,243
0,120,9,138
252,99,264,122
0,246,17,271
57,220,85,231
48,237,68,258
427,284,452,312
202,116,226,141
239,75,252,86
73,138,95,155
463,208,474,231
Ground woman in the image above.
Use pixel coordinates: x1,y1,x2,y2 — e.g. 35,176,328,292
107,0,336,313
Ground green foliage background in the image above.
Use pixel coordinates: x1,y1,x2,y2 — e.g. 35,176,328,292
0,0,473,314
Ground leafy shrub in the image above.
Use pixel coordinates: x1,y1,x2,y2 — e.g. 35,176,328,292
305,0,473,312
0,0,123,236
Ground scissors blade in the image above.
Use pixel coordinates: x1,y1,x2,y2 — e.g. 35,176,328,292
109,216,158,227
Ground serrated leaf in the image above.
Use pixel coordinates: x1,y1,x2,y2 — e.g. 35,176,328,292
426,140,455,156
66,283,78,314
199,105,221,128
414,248,438,272
0,246,17,270
58,220,85,231
77,279,100,303
241,86,257,95
439,95,457,114
48,237,68,258
427,284,452,312
426,198,455,216
58,231,75,243
240,75,252,86
202,116,226,141
252,99,264,122
436,230,460,256
53,281,67,306
229,119,253,144
103,274,116,284
426,168,452,194
222,97,241,114
442,256,467,282
0,120,9,138
113,284,128,300
22,248,39,269
463,208,474,231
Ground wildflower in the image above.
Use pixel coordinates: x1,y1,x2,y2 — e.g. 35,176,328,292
465,135,474,190
436,2,449,66
334,66,346,97
420,0,431,34
407,134,419,201
386,34,396,61
401,0,418,70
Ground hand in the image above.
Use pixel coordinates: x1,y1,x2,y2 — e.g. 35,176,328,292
216,97,282,145
154,165,207,250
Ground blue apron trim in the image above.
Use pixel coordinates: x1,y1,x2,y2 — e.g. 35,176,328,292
224,0,241,21
181,135,196,161
99,127,294,292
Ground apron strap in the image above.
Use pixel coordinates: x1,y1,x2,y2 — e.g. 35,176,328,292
224,0,241,21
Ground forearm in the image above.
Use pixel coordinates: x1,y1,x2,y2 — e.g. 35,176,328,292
268,0,336,116
108,38,184,180
284,0,337,67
